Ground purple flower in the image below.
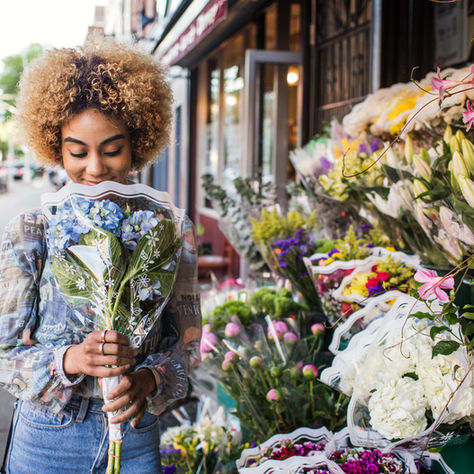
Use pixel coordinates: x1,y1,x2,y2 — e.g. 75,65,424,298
367,283,385,295
163,466,176,474
358,143,368,154
369,137,382,153
328,248,341,257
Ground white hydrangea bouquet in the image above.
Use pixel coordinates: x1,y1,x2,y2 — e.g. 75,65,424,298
42,181,185,474
321,295,474,452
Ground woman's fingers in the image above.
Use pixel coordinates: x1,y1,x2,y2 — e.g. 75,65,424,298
101,373,148,425
96,342,137,357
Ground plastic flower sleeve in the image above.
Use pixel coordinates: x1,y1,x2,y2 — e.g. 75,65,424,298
328,290,408,354
41,181,185,472
41,181,185,347
304,247,420,325
340,296,474,453
236,426,335,473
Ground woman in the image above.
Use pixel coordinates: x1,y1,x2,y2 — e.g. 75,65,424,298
0,40,202,473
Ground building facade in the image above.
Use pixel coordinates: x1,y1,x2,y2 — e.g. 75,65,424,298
99,0,473,276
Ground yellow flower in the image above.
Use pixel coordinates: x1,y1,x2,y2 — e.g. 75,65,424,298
321,257,334,265
385,246,396,252
343,272,374,297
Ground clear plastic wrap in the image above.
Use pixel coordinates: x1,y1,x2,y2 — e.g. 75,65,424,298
321,295,474,453
304,248,421,326
41,181,185,467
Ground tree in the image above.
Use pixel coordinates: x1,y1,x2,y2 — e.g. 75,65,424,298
0,43,43,159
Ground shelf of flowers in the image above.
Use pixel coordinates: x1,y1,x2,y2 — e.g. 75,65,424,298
159,65,474,473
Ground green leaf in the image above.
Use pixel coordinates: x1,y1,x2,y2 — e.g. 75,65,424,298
430,326,449,340
409,311,434,320
403,372,419,381
432,340,460,358
51,256,95,303
444,311,458,325
124,219,181,282
461,312,474,320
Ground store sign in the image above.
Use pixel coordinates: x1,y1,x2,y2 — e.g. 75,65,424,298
160,0,227,65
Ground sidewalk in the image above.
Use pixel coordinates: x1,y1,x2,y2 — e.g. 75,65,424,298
0,390,15,458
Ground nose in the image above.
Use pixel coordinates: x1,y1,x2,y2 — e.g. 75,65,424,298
86,152,108,177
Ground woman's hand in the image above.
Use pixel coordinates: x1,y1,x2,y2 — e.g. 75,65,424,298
101,369,158,427
63,330,137,378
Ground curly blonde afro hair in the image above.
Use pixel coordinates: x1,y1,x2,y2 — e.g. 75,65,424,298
16,39,173,170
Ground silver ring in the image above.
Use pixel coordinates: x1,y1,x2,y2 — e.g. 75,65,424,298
99,342,105,355
100,329,108,343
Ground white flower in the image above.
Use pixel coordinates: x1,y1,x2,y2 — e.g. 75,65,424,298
418,352,474,423
368,377,428,439
76,277,86,290
145,230,160,245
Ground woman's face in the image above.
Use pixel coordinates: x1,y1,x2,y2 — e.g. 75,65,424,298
61,109,132,185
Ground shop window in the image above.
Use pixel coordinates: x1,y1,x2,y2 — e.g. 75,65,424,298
200,24,256,212
204,59,220,208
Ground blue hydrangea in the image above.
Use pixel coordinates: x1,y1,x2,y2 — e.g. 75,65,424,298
47,201,91,252
80,199,124,237
47,198,124,252
121,210,159,250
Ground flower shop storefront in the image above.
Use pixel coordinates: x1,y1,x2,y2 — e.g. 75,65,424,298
149,1,474,473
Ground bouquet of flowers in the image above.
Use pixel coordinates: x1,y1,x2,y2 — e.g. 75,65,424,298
237,426,417,474
321,295,474,452
42,182,185,473
303,226,393,324
160,406,242,473
250,208,321,310
332,252,419,319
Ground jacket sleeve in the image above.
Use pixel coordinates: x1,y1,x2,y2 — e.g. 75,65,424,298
136,216,202,415
0,211,79,411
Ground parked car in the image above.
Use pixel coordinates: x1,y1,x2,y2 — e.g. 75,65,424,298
12,164,24,180
0,165,7,193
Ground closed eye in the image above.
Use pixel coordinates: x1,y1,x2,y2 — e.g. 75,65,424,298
104,148,122,157
70,151,87,158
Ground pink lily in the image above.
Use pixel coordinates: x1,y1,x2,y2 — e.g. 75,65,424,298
463,100,474,132
431,68,460,101
414,269,454,302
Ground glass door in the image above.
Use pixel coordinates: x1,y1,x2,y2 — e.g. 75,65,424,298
243,50,302,205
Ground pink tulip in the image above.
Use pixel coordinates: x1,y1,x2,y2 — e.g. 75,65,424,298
283,332,298,344
202,323,213,333
311,323,325,335
266,388,280,402
414,269,454,302
200,331,218,354
224,322,241,338
224,351,237,362
302,364,318,380
267,321,289,340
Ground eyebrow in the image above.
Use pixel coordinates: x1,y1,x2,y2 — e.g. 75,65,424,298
63,134,126,146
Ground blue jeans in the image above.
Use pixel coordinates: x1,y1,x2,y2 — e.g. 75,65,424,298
6,396,162,473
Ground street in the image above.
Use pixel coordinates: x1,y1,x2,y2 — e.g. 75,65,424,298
0,176,55,458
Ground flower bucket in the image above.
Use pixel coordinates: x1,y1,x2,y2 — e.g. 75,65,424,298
429,437,474,474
